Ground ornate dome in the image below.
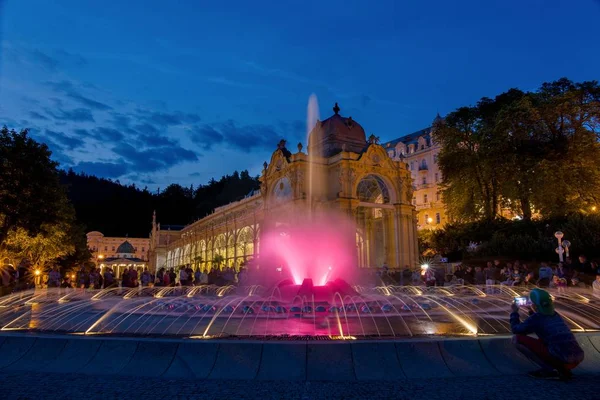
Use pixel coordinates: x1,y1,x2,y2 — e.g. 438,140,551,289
116,240,135,254
308,103,367,157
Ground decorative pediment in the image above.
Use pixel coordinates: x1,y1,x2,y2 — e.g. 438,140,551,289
265,148,290,177
358,143,397,170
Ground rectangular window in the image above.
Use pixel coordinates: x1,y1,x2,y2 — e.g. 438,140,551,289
436,213,441,224
425,214,429,224
112,246,115,251
410,162,415,171
104,246,107,251
424,194,428,204
436,192,440,201
422,177,426,185
142,247,145,252
435,173,439,182
433,154,438,163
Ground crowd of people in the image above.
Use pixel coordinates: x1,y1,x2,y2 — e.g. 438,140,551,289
0,263,249,295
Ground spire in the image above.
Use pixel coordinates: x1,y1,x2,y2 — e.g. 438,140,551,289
333,102,340,115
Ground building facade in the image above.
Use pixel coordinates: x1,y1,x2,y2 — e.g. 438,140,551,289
150,104,419,273
383,116,446,229
86,231,150,263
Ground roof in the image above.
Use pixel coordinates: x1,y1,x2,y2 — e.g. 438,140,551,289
116,240,135,254
383,127,432,149
307,103,367,157
161,225,185,231
104,257,145,263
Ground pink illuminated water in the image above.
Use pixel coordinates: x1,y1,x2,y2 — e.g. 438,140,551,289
260,212,357,286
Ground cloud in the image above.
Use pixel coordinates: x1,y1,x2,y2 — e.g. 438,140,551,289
30,49,59,71
90,127,124,141
136,109,201,126
132,122,160,135
74,161,129,178
54,49,87,67
189,120,285,152
47,80,112,111
137,134,177,147
112,143,198,173
48,107,95,122
189,125,224,150
44,129,85,150
29,111,49,120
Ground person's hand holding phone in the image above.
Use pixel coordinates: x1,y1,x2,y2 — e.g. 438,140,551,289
511,301,519,313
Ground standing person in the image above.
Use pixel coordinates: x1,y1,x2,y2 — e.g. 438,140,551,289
121,268,130,288
103,268,114,288
155,268,165,287
592,274,600,300
194,268,201,286
185,266,193,285
76,266,87,289
538,263,553,287
463,266,475,285
48,267,61,288
141,267,151,287
89,268,99,289
474,267,486,285
163,270,171,286
423,267,436,287
129,266,138,288
168,268,176,287
179,267,188,286
510,288,584,380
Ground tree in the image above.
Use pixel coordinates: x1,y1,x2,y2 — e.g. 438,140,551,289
0,127,83,269
4,222,74,271
0,127,72,242
436,78,600,222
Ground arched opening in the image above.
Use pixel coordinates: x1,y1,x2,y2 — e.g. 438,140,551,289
355,174,394,269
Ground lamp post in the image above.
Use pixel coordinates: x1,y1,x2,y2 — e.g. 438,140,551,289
561,240,571,259
554,231,564,262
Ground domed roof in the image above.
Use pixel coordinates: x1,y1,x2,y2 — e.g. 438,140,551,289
308,103,367,157
116,240,135,254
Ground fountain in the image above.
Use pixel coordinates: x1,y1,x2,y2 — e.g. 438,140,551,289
0,95,599,341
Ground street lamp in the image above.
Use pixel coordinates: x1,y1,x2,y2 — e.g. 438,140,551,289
554,231,564,262
561,240,571,259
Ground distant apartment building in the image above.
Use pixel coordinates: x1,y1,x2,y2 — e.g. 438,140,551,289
383,116,446,229
86,231,150,262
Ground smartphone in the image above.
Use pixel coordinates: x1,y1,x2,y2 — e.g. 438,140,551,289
514,296,531,306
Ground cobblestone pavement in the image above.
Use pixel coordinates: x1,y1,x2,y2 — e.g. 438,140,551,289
0,371,597,400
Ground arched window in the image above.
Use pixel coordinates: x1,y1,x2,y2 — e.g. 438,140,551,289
357,175,390,204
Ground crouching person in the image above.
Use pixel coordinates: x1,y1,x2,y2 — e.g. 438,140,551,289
510,288,584,380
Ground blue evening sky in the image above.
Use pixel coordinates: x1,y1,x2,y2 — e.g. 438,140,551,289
0,0,599,189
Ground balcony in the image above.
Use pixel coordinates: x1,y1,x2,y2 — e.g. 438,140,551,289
418,164,428,171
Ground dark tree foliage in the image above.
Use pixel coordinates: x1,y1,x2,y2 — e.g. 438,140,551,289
0,127,90,267
435,78,600,222
60,169,260,237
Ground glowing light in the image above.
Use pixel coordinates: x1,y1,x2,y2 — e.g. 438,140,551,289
592,206,597,212
260,212,357,286
329,335,356,340
71,274,75,279
34,270,41,276
427,217,433,224
98,254,104,259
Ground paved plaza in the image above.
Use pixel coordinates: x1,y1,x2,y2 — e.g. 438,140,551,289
0,370,598,400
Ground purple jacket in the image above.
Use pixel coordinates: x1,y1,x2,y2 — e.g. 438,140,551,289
510,311,584,364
